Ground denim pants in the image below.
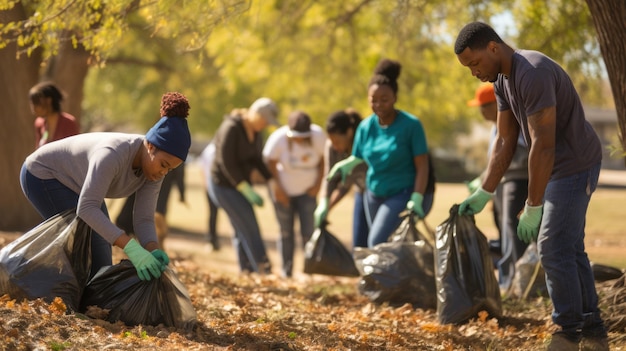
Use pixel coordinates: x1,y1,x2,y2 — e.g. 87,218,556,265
364,187,434,247
496,178,529,292
272,194,316,277
537,163,606,339
208,178,271,274
20,166,112,278
352,191,370,248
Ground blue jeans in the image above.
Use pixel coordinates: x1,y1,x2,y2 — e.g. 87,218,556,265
352,191,369,248
272,194,316,277
20,166,112,278
364,188,434,247
537,163,606,339
208,178,271,274
496,178,529,292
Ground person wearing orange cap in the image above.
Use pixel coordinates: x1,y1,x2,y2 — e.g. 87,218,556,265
467,83,529,296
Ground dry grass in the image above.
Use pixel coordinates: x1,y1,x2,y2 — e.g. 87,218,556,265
107,163,626,273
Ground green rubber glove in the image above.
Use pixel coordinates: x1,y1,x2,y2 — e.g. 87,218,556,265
406,192,425,218
151,249,170,272
458,187,494,215
123,239,163,281
466,176,482,194
314,198,330,228
327,156,363,184
517,203,543,244
236,181,264,206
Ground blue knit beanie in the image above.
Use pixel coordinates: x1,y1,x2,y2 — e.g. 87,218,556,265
145,116,191,161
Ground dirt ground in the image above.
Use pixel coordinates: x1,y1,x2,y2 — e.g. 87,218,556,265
1,164,625,350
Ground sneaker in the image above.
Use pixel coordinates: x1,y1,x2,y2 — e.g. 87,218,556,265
547,333,580,351
580,336,609,351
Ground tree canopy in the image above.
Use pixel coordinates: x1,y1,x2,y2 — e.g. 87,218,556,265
0,0,620,230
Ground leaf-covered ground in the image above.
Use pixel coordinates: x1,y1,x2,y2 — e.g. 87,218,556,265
1,252,625,351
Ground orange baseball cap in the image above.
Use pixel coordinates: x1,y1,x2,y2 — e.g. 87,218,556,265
467,84,496,106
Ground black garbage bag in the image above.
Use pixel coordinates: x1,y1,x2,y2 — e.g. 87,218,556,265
304,224,359,277
81,259,197,330
591,262,624,282
354,212,437,309
509,242,548,299
435,205,502,324
0,209,91,312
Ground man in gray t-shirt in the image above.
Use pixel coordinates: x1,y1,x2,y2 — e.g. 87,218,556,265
454,22,607,351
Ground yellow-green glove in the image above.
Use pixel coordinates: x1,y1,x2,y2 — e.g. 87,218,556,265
327,156,364,184
151,249,170,272
517,203,543,244
314,198,329,228
236,181,264,206
406,192,425,218
458,187,494,215
123,239,163,281
466,176,482,194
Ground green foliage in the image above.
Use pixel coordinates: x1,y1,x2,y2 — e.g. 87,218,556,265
2,0,611,149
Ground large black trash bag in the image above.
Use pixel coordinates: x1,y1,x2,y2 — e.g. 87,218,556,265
0,209,91,312
81,259,197,330
354,212,437,309
304,224,359,277
435,205,502,324
509,242,548,299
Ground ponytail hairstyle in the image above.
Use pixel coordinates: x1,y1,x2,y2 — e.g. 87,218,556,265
159,92,190,118
326,108,362,135
29,81,65,113
368,58,401,95
146,92,192,161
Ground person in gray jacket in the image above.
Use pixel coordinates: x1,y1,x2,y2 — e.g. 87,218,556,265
20,92,191,282
314,109,369,248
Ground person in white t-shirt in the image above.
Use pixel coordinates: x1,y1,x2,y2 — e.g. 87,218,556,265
263,111,326,277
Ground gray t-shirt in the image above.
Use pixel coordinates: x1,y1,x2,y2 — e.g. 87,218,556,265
494,50,601,179
24,132,162,245
320,139,367,199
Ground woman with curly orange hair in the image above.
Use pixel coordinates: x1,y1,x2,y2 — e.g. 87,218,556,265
20,92,192,282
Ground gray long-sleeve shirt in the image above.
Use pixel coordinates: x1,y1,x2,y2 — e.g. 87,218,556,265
24,132,162,245
320,139,367,199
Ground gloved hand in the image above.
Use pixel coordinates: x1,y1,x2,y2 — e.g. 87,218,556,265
327,156,363,184
517,203,543,244
406,192,425,218
123,239,163,281
236,181,264,206
314,198,330,228
151,249,170,271
458,187,494,215
466,176,482,194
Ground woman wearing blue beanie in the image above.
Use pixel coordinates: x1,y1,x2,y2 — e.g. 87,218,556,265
20,92,192,282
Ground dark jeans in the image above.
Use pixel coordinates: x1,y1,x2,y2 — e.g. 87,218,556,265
272,194,316,277
364,187,434,247
537,163,606,339
352,191,369,248
496,178,529,292
20,165,112,278
208,178,271,274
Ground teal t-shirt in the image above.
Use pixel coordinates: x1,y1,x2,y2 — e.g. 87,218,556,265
353,110,428,197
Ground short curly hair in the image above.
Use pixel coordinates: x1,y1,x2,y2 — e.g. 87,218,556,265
160,92,190,118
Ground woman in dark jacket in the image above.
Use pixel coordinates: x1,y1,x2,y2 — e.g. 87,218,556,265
208,97,278,274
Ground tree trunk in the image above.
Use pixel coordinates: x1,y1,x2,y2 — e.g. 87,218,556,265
586,0,626,164
0,3,44,230
44,35,91,123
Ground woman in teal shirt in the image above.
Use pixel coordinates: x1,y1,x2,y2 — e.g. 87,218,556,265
328,58,433,247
